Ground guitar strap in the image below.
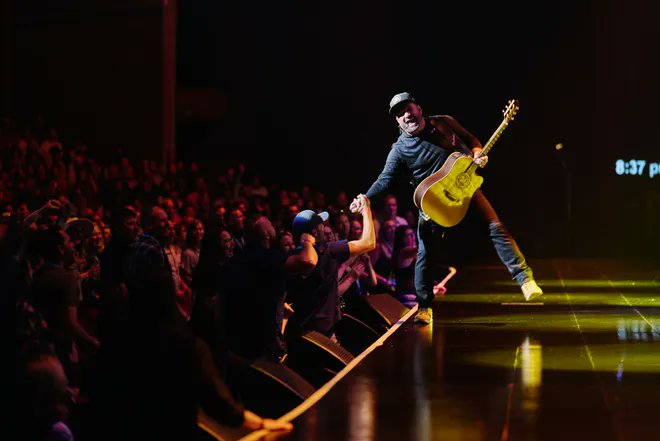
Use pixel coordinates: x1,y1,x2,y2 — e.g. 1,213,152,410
427,117,473,156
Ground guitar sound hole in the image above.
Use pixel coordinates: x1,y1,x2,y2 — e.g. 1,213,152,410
456,173,470,188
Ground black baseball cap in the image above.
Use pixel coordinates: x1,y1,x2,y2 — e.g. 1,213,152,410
388,92,416,115
292,210,329,242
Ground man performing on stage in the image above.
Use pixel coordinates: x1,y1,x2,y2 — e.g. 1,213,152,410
351,92,542,324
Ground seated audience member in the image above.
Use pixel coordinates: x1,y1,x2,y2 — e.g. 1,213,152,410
323,224,336,243
340,217,378,299
191,215,235,345
331,210,351,241
99,207,138,286
334,191,349,211
91,221,106,256
165,219,193,320
64,217,100,305
218,215,317,362
227,207,247,254
337,252,377,301
403,208,419,230
177,214,193,244
348,217,363,242
281,203,300,233
277,230,295,254
285,194,376,341
16,353,75,441
378,194,408,228
96,207,291,440
162,197,181,225
97,207,138,351
181,219,204,285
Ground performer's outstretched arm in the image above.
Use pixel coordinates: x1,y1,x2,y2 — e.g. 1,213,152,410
365,147,404,200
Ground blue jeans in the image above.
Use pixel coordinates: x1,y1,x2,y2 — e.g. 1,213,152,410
415,189,534,308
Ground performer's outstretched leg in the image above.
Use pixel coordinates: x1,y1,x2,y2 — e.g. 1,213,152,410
472,190,542,300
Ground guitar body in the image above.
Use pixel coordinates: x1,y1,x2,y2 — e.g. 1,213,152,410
412,99,519,228
413,152,483,227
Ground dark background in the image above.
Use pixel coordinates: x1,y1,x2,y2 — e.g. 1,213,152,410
2,0,659,259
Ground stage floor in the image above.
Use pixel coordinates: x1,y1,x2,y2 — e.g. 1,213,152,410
239,258,660,441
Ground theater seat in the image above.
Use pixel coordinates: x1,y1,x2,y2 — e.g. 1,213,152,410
346,293,411,334
230,357,316,419
335,313,380,356
285,330,354,388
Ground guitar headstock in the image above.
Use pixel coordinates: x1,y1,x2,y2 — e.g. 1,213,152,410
502,99,520,122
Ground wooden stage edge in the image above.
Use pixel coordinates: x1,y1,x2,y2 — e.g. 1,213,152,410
198,304,419,441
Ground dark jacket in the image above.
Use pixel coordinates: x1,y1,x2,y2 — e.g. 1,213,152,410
366,115,476,200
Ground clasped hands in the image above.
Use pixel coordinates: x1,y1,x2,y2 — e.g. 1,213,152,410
349,194,370,214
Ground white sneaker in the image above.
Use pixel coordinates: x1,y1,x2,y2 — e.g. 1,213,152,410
414,308,433,324
522,280,543,301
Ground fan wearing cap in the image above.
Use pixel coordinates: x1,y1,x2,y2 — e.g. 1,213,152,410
353,93,542,325
285,194,376,341
215,214,318,363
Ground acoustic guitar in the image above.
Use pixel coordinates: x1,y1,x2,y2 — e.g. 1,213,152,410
413,100,519,227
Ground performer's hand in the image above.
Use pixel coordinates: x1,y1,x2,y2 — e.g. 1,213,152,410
473,150,488,168
349,197,362,214
356,194,371,215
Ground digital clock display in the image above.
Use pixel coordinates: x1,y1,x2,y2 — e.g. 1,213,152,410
615,159,659,178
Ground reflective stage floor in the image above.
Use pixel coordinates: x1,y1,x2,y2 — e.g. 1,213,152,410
236,258,660,441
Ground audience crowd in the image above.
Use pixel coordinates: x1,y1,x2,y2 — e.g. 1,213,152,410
2,114,436,440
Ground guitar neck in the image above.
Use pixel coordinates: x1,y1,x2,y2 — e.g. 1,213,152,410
481,119,509,157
